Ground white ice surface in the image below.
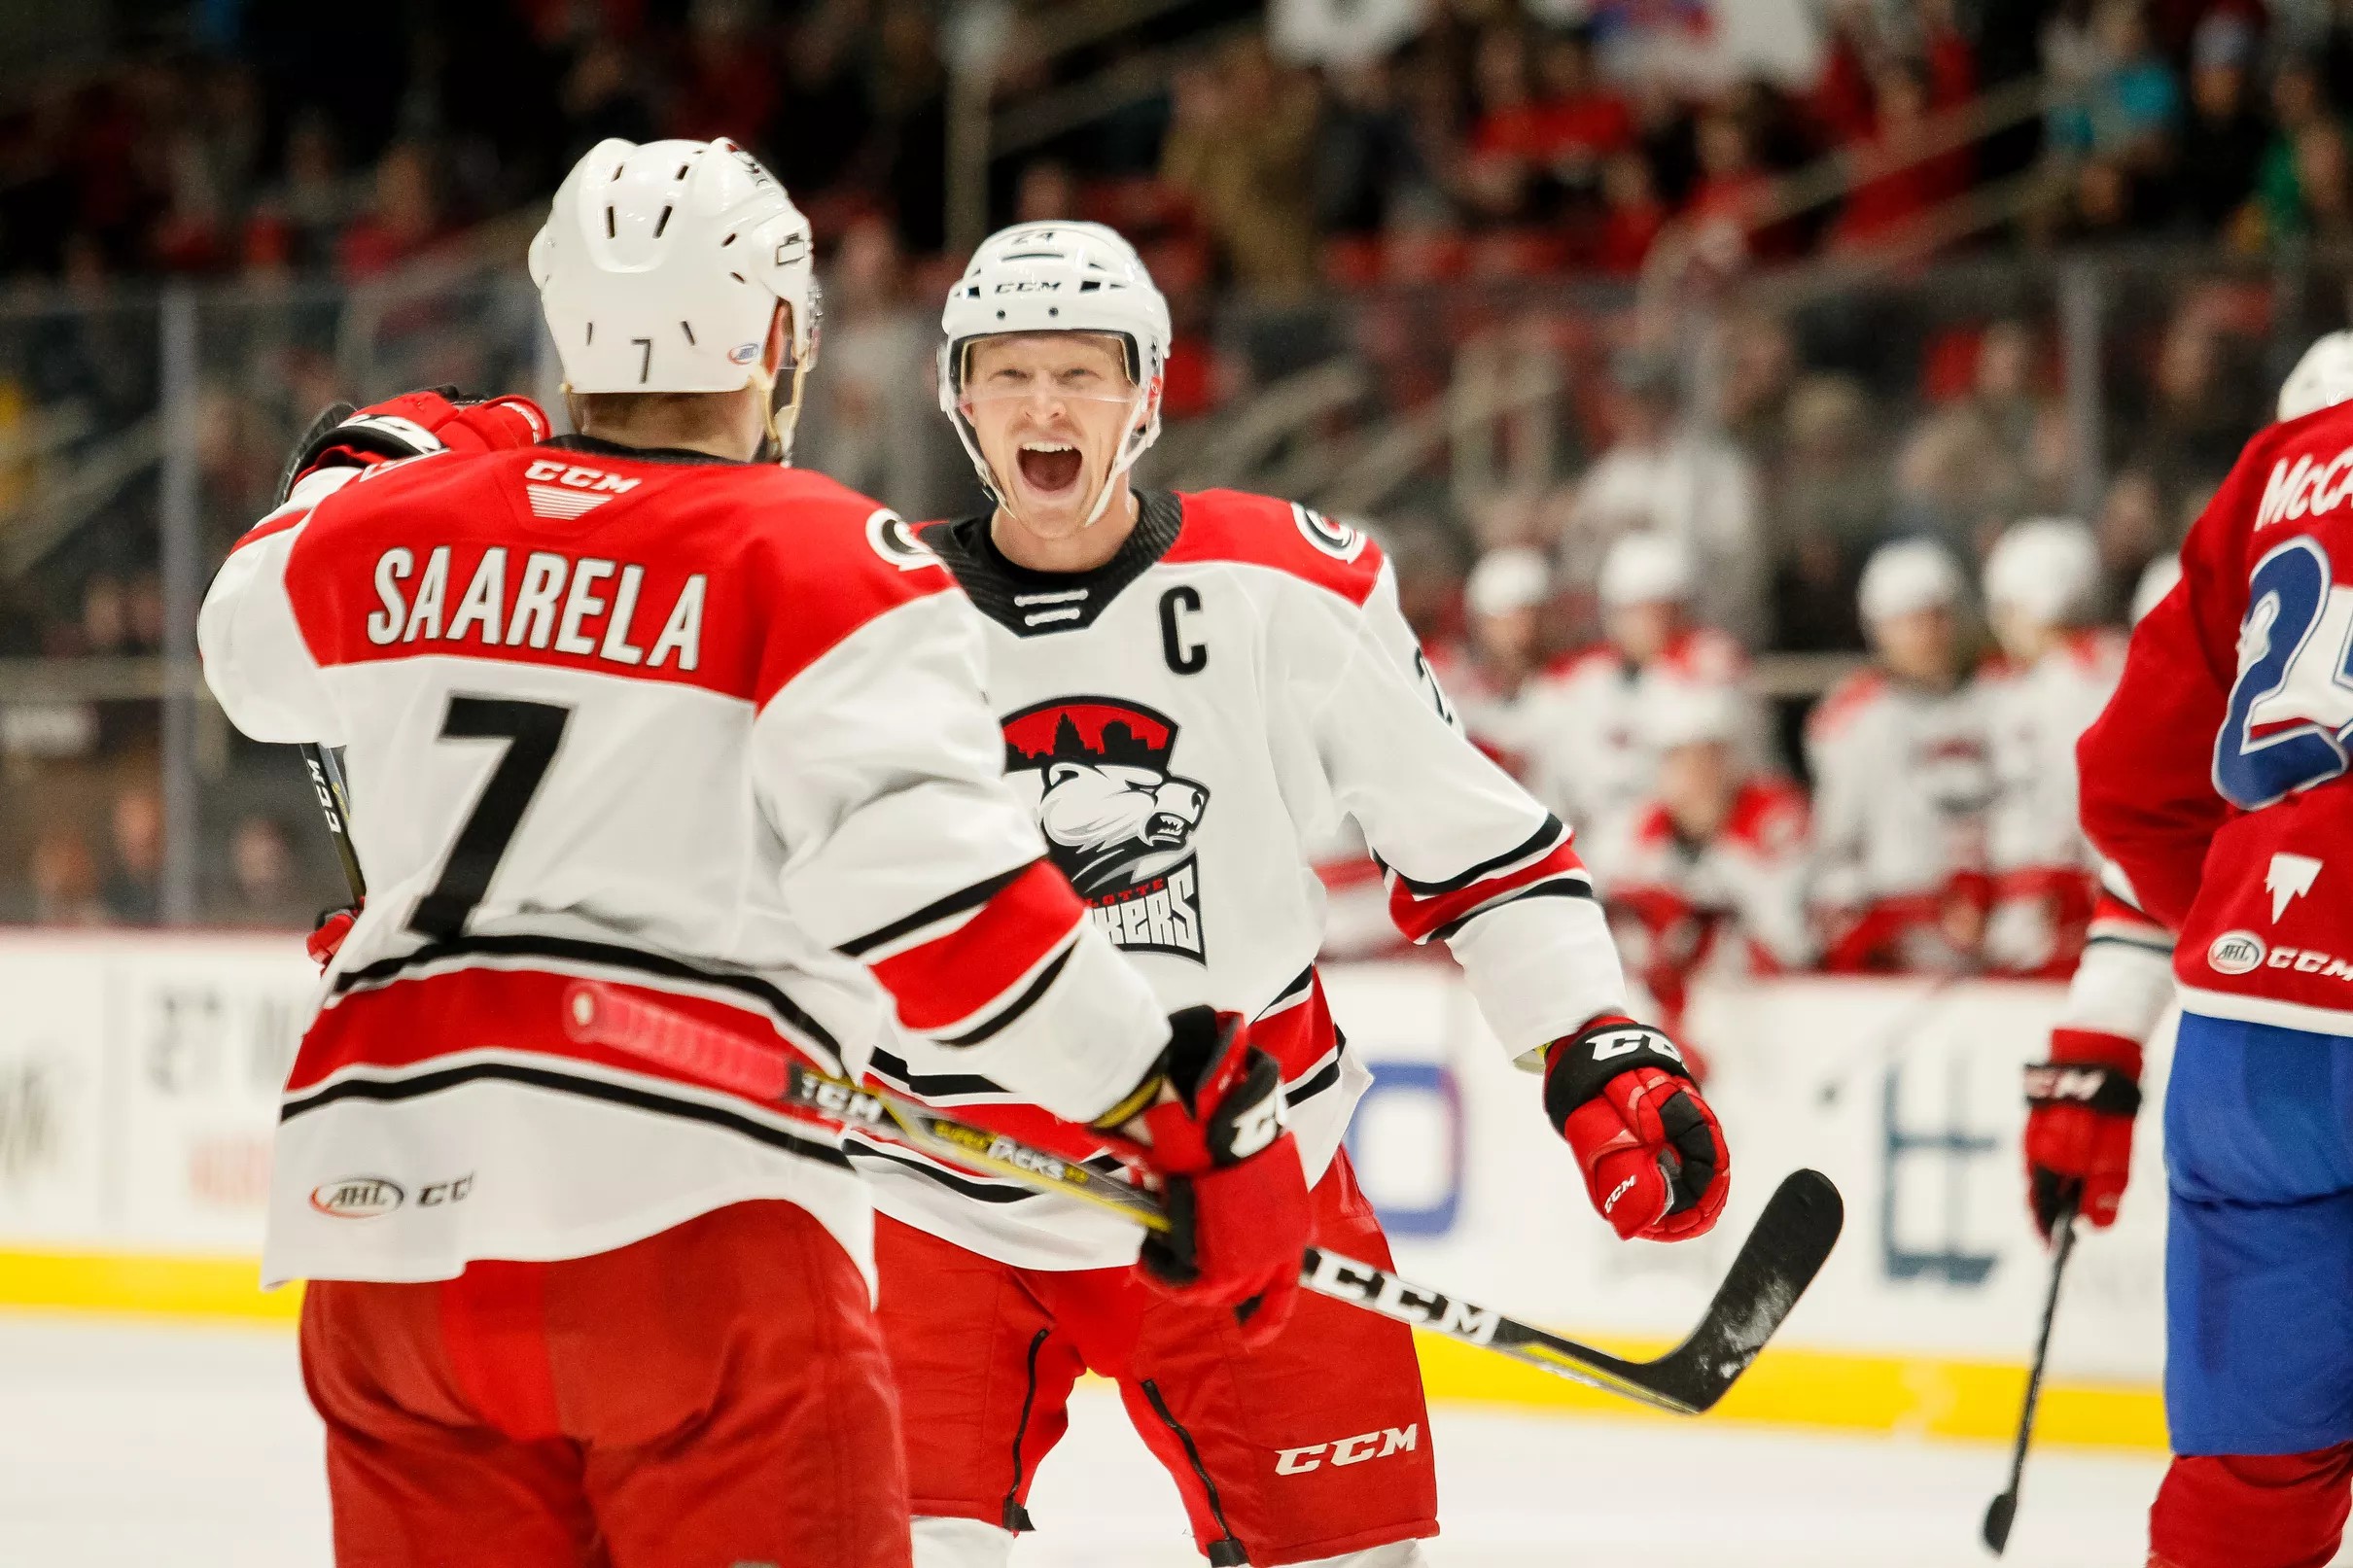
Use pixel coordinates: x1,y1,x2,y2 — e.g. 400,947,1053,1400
0,1311,2244,1567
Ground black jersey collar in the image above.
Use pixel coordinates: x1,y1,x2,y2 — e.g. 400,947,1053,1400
920,491,1185,637
540,433,752,467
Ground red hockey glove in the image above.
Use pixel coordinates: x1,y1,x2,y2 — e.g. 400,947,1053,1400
306,904,359,971
1545,1016,1729,1241
275,388,549,503
2022,1028,2143,1240
1103,1007,1310,1346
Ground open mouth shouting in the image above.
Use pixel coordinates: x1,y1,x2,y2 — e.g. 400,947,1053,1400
1016,439,1085,499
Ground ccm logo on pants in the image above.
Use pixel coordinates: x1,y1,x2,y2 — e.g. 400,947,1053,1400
1275,1425,1420,1476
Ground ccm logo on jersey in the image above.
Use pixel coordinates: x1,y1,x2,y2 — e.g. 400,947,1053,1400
365,546,707,671
2208,928,2353,980
1001,697,1211,960
522,459,640,520
1275,1424,1421,1476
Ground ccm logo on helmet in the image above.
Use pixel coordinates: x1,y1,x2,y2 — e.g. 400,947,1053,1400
1275,1424,1420,1476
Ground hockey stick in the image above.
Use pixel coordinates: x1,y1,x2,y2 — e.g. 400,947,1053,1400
561,978,1844,1417
299,743,367,901
1981,1192,2080,1556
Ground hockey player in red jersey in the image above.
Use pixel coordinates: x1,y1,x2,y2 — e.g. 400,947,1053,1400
1808,539,1994,972
197,144,1309,1568
2051,330,2353,1568
864,221,1731,1568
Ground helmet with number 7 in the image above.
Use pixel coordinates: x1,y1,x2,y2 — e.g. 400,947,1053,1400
530,137,819,454
938,222,1172,527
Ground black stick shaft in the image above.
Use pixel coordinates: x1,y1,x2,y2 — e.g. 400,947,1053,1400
302,742,366,900
1984,1195,2079,1554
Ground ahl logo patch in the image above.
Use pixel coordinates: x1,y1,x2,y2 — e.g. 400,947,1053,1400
2208,930,2267,975
1002,697,1210,960
309,1176,404,1218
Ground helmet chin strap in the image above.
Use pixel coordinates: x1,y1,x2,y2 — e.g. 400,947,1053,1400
754,351,814,466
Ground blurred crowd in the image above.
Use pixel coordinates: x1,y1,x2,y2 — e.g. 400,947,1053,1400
10,1,2353,292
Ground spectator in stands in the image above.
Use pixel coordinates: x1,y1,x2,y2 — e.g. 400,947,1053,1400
1831,61,1968,251
2173,13,2268,235
100,784,163,925
78,575,128,657
1809,540,1993,973
559,33,661,162
1162,38,1319,296
795,215,941,520
1893,318,2070,553
1531,28,1634,197
1013,159,1079,224
1594,683,1815,1070
1773,374,1887,651
1563,350,1768,645
2093,468,2168,606
213,815,314,928
1590,148,1668,273
1316,56,1437,237
336,142,445,279
1462,24,1547,221
2253,56,2337,244
25,824,107,926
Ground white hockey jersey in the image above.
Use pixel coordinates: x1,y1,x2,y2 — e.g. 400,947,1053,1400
862,490,1633,1270
198,436,1167,1288
1516,628,1765,854
1805,670,1995,971
1979,630,2126,976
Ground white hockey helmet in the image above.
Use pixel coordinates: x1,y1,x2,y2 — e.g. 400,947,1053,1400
529,138,818,449
2130,552,2183,624
938,221,1172,527
1641,681,1739,751
1598,532,1694,610
2279,330,2353,422
1983,516,2100,628
1857,538,1963,625
1465,547,1551,618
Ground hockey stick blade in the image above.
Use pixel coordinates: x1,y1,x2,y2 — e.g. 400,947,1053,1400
1304,1168,1841,1415
565,981,1844,1416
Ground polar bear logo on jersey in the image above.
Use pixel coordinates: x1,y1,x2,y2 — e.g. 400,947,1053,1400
1000,696,1212,959
1038,760,1208,893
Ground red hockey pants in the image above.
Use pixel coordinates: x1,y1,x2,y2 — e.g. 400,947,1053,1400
300,1199,910,1568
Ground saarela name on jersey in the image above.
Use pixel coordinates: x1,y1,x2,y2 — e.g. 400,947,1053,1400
362,542,707,672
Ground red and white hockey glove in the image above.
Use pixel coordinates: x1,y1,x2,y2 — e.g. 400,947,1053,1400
2022,1028,2143,1240
1544,1016,1729,1241
1103,1006,1311,1346
275,387,549,504
306,904,360,970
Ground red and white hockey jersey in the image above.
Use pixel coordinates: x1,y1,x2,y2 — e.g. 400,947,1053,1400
1516,627,1763,848
2081,396,2353,1036
869,490,1632,1270
1805,670,1995,971
1592,778,1815,1034
1980,631,2125,977
198,436,1167,1288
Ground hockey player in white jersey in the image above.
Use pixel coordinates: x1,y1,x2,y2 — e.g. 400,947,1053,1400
1977,517,2125,978
1517,531,1761,850
197,143,1309,1568
1808,539,1995,972
864,222,1731,1568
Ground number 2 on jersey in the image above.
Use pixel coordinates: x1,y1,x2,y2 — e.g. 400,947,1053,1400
2217,536,2353,810
409,696,571,940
